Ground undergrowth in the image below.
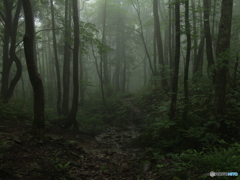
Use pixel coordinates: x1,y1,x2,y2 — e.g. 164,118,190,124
133,76,240,179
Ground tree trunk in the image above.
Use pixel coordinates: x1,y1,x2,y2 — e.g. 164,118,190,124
22,0,45,137
3,0,22,103
169,0,180,121
50,0,62,115
100,0,107,106
1,0,12,101
233,52,239,88
193,32,205,77
153,0,168,89
183,0,191,120
191,0,198,77
102,0,109,85
203,0,215,83
62,0,71,116
131,0,154,75
214,0,233,136
65,0,80,130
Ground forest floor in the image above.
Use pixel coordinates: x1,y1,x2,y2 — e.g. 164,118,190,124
0,114,165,180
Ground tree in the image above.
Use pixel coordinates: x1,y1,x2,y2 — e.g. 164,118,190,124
50,0,62,115
183,0,191,119
203,0,215,83
214,0,233,136
64,0,80,130
22,0,45,137
153,0,168,89
131,0,154,75
169,0,180,121
62,0,71,116
1,0,22,103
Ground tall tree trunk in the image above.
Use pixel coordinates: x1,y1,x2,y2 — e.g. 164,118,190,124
1,0,12,100
62,0,71,116
153,0,168,89
203,0,215,83
191,0,198,77
102,0,109,85
169,0,180,121
99,0,107,106
22,0,45,137
168,0,173,87
3,0,22,103
193,30,205,78
233,52,239,88
50,0,62,115
131,0,154,75
153,30,157,75
79,48,84,106
183,0,191,120
214,0,233,136
121,34,126,93
65,0,80,130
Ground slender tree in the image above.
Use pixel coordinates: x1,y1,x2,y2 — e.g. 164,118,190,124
62,0,71,116
214,0,233,136
50,0,62,115
22,0,45,137
183,0,191,119
1,0,22,103
153,0,168,89
169,0,180,121
64,0,80,130
203,0,215,83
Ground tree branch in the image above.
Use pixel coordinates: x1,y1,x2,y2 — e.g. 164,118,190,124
35,27,64,34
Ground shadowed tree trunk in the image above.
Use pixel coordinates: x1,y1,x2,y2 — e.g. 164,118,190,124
22,0,45,137
1,0,22,103
50,0,62,115
153,0,168,90
193,31,205,78
64,0,80,130
183,0,191,120
169,0,180,121
191,0,197,76
3,0,22,103
214,0,233,137
62,0,71,116
1,0,12,100
203,0,215,83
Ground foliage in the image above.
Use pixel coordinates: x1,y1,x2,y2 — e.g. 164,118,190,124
80,21,113,54
155,143,240,179
0,100,32,122
78,92,136,132
135,76,240,153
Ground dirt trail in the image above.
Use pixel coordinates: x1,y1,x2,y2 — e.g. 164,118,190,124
0,116,162,180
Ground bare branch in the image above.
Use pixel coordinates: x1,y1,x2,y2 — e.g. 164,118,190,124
35,27,64,34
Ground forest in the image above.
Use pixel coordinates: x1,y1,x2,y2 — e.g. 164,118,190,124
0,0,240,179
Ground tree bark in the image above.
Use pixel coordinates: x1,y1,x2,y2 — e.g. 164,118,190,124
214,0,233,136
169,0,180,121
203,0,215,83
2,0,22,103
183,0,191,120
1,0,12,100
22,0,45,137
65,0,80,130
50,0,62,115
153,0,168,89
62,0,71,116
191,0,197,77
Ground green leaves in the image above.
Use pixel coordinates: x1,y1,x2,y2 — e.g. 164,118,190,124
80,21,112,54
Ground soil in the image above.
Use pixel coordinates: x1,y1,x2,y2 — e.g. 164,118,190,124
0,116,163,180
